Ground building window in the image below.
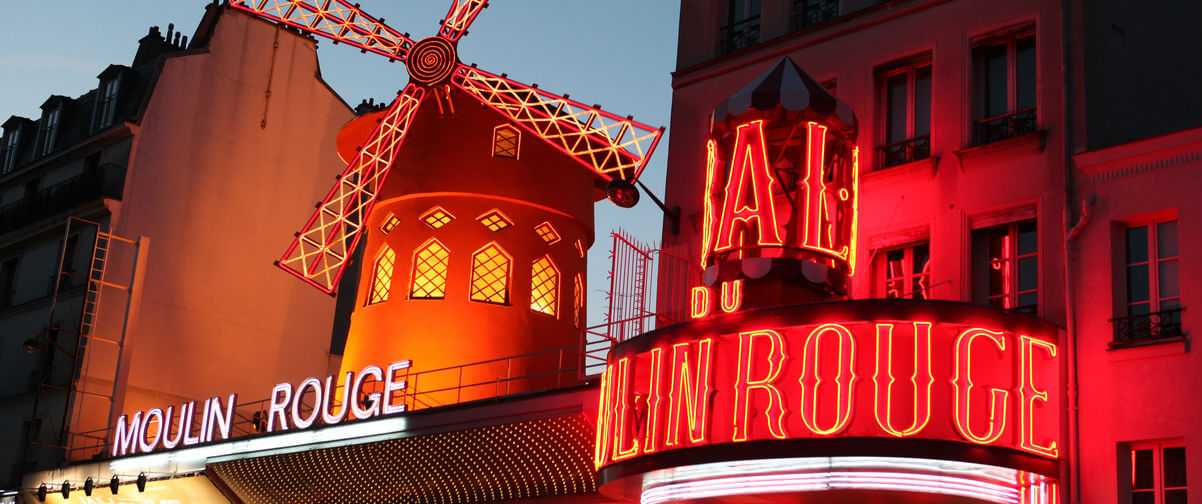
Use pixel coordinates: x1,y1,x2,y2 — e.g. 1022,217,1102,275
875,242,931,299
879,62,932,168
1130,442,1187,504
972,220,1037,314
973,32,1036,144
419,206,455,229
573,273,584,328
1113,219,1182,345
379,213,400,234
492,124,520,159
792,0,838,31
1,127,19,174
477,209,513,232
530,255,560,317
470,242,511,304
719,0,761,55
40,108,60,156
409,238,450,299
95,77,120,130
368,246,396,305
534,222,561,245
2,257,19,308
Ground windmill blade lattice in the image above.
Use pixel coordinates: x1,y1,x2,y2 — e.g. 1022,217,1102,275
232,0,414,61
278,85,425,292
230,0,664,292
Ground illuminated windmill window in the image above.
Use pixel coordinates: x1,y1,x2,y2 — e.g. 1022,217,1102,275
368,247,396,305
573,273,583,328
477,209,513,232
530,255,560,317
420,206,455,229
409,238,450,299
380,213,401,233
492,124,520,159
534,222,561,245
470,242,512,304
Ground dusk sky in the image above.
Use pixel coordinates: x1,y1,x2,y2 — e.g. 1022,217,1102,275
0,0,681,326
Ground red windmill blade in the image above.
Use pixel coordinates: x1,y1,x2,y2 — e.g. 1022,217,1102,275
231,0,664,292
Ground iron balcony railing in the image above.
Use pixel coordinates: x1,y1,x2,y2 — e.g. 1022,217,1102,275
792,0,839,31
718,16,761,55
878,135,931,168
975,107,1037,145
0,163,125,236
1110,307,1186,347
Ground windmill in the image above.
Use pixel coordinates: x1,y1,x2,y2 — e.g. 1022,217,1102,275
231,0,663,293
230,0,664,401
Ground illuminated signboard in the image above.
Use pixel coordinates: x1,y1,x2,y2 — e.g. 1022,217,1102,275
593,301,1061,472
702,58,860,282
111,360,411,457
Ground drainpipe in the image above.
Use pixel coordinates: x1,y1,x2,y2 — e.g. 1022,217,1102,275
1060,0,1083,501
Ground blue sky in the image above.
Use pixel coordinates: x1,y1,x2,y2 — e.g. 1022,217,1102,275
0,0,681,326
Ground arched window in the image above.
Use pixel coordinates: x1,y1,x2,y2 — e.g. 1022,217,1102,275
368,246,396,305
492,124,520,159
530,255,560,317
470,242,512,304
410,238,450,299
573,273,583,328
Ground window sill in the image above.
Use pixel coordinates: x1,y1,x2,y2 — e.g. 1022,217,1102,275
954,130,1047,170
1107,335,1189,355
864,156,937,182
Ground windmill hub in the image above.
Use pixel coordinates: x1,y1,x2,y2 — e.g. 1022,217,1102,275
407,36,458,86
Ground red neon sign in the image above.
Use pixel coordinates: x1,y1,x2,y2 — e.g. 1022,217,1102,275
594,304,1061,470
703,120,859,275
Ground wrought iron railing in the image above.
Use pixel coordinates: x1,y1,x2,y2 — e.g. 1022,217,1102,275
974,107,1037,145
878,135,931,168
718,16,761,55
792,0,839,31
1110,307,1186,347
0,164,125,235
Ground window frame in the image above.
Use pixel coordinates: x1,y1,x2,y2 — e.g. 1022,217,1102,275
40,107,60,156
1,126,20,174
1125,441,1187,504
95,76,120,130
971,29,1037,145
972,219,1039,315
877,58,932,168
1123,219,1180,316
874,241,932,300
718,0,762,55
791,0,838,31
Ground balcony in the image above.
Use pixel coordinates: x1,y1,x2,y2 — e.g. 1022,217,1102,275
1110,307,1186,348
792,0,839,31
974,107,1037,145
0,163,124,236
878,135,931,168
718,16,761,55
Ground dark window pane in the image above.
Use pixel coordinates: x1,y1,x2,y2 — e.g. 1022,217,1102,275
1132,492,1155,504
1016,35,1036,111
913,244,930,273
1133,449,1155,489
1158,221,1178,258
1164,446,1187,487
1162,298,1181,311
1129,302,1151,315
886,249,905,279
1159,259,1180,299
1018,256,1038,291
914,66,932,137
1127,226,1149,264
912,276,928,300
1018,221,1037,255
1166,490,1188,504
984,44,1008,118
1018,292,1038,309
1127,264,1150,303
886,73,908,143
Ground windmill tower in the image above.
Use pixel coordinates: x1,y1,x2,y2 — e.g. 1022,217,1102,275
231,0,663,400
